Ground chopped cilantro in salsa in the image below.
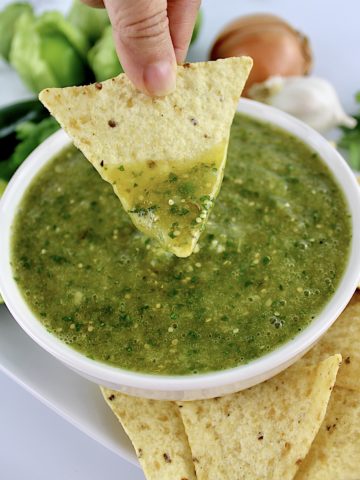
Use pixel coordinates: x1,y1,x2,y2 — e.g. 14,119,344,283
11,114,351,375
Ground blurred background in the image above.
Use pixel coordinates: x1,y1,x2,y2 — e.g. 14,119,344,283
0,0,359,112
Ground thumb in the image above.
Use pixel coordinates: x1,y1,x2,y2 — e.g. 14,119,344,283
104,0,177,96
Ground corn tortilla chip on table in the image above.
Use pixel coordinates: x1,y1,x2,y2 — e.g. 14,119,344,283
299,291,360,392
294,292,360,478
39,58,252,258
101,293,360,479
177,355,340,480
102,355,340,480
101,387,197,480
295,387,360,480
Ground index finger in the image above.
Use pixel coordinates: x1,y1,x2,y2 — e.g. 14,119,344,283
167,0,201,64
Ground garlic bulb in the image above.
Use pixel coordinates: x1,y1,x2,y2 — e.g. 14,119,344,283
248,76,356,133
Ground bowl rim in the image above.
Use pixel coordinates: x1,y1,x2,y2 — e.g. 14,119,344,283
1,98,360,394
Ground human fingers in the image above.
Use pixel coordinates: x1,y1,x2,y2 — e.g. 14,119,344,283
104,0,177,96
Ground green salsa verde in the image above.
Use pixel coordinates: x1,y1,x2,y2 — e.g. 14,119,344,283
12,114,351,375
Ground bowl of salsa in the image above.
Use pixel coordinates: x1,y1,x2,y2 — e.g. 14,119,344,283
1,99,359,400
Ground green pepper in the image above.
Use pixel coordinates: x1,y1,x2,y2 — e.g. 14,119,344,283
68,0,110,44
9,11,91,93
0,2,33,60
88,25,123,82
190,10,203,45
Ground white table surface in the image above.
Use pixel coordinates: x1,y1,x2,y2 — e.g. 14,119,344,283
0,0,359,479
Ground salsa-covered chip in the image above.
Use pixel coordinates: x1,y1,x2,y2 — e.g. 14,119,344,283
39,58,252,257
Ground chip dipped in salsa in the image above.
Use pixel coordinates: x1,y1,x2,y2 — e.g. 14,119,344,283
11,114,351,375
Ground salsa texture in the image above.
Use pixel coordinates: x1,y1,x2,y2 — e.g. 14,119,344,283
11,114,351,375
107,140,228,258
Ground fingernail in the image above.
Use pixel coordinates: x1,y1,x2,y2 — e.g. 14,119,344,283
143,61,176,96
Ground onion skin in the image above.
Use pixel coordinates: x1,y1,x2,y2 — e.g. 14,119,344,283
210,14,312,96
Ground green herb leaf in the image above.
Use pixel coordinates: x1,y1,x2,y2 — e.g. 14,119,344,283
168,172,178,183
348,141,360,171
128,205,158,217
339,92,360,170
0,117,60,181
169,204,190,216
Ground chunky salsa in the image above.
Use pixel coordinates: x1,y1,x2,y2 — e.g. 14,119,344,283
11,114,351,375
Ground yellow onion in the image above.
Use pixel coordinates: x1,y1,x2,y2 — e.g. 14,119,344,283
210,14,312,96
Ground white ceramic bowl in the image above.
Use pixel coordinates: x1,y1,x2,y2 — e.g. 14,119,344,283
1,99,360,400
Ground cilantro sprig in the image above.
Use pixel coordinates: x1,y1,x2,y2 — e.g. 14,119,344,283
339,91,360,170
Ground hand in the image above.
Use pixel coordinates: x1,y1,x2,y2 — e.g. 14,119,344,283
82,0,201,96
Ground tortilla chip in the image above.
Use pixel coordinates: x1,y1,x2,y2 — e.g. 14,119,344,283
39,58,252,257
178,355,341,480
295,387,360,479
100,388,196,480
299,292,360,391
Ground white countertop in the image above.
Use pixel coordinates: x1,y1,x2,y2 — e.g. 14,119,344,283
0,0,359,478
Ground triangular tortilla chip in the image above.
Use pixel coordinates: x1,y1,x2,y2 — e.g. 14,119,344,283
299,292,360,391
178,355,341,480
295,387,360,480
100,387,196,480
39,57,252,257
